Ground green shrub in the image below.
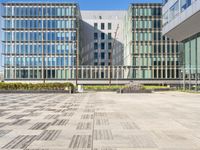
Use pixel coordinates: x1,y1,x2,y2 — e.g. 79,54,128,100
143,85,169,90
0,82,74,91
83,85,126,91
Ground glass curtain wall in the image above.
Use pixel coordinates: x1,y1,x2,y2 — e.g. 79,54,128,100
183,33,200,82
2,3,79,80
130,3,180,79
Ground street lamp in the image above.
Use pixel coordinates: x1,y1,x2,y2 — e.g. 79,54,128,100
109,24,119,86
181,68,185,91
42,26,46,83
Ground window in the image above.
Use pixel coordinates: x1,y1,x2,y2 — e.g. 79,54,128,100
149,20,152,28
108,52,111,59
94,52,98,59
134,8,139,16
135,20,139,29
94,23,98,29
101,33,105,40
181,0,191,12
140,20,143,28
5,20,11,28
108,23,112,30
154,33,157,40
135,33,139,41
94,43,98,50
147,8,152,16
144,32,148,41
101,23,105,30
101,43,105,49
101,52,105,59
169,1,179,21
6,7,12,16
139,9,143,16
108,43,112,49
108,33,112,40
154,20,157,28
94,33,98,40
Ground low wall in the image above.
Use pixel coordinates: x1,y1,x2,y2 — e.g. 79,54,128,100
3,79,199,86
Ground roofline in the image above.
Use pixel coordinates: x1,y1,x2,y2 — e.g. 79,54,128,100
80,10,127,12
2,2,78,5
131,3,162,5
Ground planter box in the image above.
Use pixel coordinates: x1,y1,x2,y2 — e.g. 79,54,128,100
117,89,152,93
0,90,73,94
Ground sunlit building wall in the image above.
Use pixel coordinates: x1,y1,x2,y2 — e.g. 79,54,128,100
2,2,80,80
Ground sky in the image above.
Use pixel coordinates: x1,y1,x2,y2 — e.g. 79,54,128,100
0,0,163,10
77,0,162,10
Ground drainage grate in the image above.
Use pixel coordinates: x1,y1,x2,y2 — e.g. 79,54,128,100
2,135,36,149
62,112,74,117
36,130,61,141
30,122,51,130
81,114,94,119
94,130,113,140
129,135,157,148
120,122,139,130
69,135,92,148
76,122,92,130
10,119,30,126
51,119,69,126
95,119,109,126
7,114,26,119
44,115,59,119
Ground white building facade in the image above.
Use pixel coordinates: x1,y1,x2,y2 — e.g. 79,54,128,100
163,0,200,86
80,11,126,66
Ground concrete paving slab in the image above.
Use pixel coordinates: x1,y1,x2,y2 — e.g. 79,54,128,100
0,92,199,149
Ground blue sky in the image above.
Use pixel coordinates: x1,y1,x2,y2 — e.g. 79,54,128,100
0,0,162,10
78,0,162,10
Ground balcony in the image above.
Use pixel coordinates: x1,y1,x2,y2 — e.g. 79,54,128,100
162,0,200,41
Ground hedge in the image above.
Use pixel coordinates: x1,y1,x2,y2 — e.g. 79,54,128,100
0,82,74,91
83,85,126,91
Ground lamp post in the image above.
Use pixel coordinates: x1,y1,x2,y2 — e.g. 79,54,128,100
181,68,185,91
109,24,119,86
76,28,79,86
75,8,79,87
42,26,46,83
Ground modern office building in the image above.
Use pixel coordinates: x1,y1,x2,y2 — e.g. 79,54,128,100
80,11,126,66
2,2,80,80
162,0,200,82
124,3,180,79
1,2,183,83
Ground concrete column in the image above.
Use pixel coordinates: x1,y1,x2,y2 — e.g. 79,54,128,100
95,67,97,79
81,66,84,79
99,66,101,79
90,66,93,79
104,66,106,79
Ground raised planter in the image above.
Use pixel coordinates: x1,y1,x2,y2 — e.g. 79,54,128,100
152,88,172,92
117,89,152,93
117,83,152,94
0,90,73,94
0,83,74,94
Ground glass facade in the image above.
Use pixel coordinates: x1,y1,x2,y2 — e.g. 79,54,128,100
125,3,180,79
183,33,200,80
2,3,80,80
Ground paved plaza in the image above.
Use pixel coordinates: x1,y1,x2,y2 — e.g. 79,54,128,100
0,92,200,149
